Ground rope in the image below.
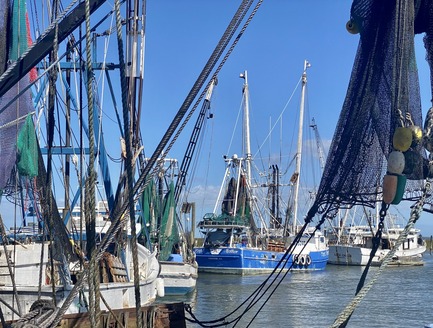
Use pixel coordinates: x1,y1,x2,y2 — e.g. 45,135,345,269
0,215,22,316
48,1,263,326
44,0,61,310
0,0,79,86
331,1,428,326
84,0,100,325
114,0,142,326
332,202,389,328
330,186,427,327
0,112,35,130
100,294,126,328
11,300,58,328
184,219,318,327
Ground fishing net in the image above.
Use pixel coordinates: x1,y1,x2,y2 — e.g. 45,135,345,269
307,0,433,220
17,115,38,177
0,0,35,191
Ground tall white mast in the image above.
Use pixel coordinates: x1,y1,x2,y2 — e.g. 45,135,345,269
292,60,311,231
240,71,252,186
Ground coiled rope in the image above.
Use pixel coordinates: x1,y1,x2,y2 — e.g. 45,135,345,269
11,300,58,328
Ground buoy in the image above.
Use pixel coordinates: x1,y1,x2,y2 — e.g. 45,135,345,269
306,255,312,266
300,255,306,266
410,125,422,146
346,19,359,34
387,150,405,174
393,127,413,152
391,174,407,205
382,174,398,204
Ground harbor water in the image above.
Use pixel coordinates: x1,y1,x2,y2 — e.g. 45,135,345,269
160,254,433,327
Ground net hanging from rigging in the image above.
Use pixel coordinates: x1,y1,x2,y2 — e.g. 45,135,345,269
305,0,433,222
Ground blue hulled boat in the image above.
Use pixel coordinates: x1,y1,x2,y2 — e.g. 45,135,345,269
194,65,329,275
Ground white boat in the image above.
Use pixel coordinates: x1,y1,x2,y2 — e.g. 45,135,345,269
159,257,198,295
327,211,426,266
0,0,164,325
194,65,329,275
0,239,162,321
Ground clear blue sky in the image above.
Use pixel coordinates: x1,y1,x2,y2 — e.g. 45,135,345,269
139,1,433,236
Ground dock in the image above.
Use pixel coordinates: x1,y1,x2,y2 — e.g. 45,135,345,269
5,303,186,328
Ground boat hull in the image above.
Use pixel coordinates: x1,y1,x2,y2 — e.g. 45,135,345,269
328,244,426,266
0,241,162,321
0,279,161,322
193,247,329,275
159,260,198,295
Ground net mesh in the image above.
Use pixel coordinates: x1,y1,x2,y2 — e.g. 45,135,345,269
17,115,38,177
0,0,33,191
308,0,433,219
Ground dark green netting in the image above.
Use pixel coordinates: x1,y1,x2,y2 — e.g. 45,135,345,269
306,0,433,221
159,182,179,261
0,0,33,191
139,179,179,261
16,115,38,177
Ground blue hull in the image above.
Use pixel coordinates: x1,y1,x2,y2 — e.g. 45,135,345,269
194,247,329,275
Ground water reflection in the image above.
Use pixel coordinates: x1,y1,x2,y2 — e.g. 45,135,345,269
157,256,433,327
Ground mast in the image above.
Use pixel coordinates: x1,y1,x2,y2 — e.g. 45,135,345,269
292,60,311,232
240,71,252,185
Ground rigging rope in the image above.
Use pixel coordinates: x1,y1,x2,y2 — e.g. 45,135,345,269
11,299,58,328
0,0,79,87
331,184,428,327
0,214,22,316
114,0,142,326
48,1,264,326
84,0,100,325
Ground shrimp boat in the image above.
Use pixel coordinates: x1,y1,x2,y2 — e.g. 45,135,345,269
194,66,329,275
0,0,166,325
139,158,198,296
327,209,426,266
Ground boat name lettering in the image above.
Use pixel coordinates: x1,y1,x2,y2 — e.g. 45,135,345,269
224,249,239,254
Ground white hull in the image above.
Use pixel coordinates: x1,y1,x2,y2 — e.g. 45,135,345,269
159,260,198,295
0,241,162,321
0,279,161,322
328,244,426,266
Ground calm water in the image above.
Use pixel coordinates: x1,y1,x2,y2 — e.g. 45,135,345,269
159,254,433,328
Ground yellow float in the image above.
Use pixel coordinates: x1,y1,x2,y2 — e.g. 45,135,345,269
392,127,413,152
346,19,359,34
410,125,422,145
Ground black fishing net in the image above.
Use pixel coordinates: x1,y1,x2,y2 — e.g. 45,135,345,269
307,0,433,220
